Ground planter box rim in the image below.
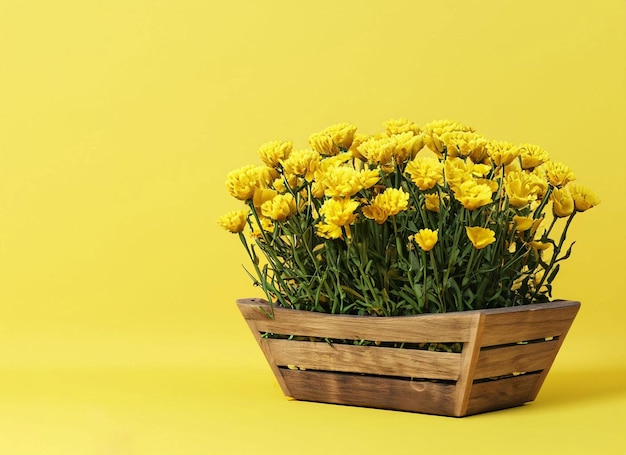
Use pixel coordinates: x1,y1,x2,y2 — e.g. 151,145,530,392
236,297,580,320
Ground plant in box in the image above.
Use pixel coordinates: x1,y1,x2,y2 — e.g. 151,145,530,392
219,119,599,416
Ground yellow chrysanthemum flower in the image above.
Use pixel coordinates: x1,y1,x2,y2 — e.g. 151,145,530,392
348,133,371,159
362,188,409,224
569,184,601,212
551,187,575,218
280,149,320,181
528,168,549,198
319,198,360,226
487,141,519,167
319,166,362,198
422,120,474,156
513,215,534,232
391,131,424,164
544,161,576,188
261,193,298,221
253,187,277,211
316,222,343,239
413,228,438,251
383,118,421,136
443,157,471,191
441,131,488,161
504,171,538,208
424,193,446,213
405,156,445,191
359,168,381,190
360,204,388,225
518,143,549,170
225,165,273,201
466,226,496,249
311,180,325,199
309,123,358,156
217,210,248,233
257,140,293,168
356,136,397,171
529,241,551,250
453,179,493,210
467,161,491,178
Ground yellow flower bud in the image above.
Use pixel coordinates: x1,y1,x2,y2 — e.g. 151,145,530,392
569,184,601,212
316,222,343,239
513,215,534,232
529,241,551,250
217,210,248,233
413,229,438,251
424,193,445,213
465,226,496,249
551,187,574,218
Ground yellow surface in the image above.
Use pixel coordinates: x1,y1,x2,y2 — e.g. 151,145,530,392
1,1,625,453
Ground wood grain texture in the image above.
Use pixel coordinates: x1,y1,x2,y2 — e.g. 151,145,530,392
474,340,559,379
281,369,456,415
261,338,462,380
237,298,475,343
479,301,580,346
466,373,542,415
453,313,485,416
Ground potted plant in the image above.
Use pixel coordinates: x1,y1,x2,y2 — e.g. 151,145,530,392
218,119,600,416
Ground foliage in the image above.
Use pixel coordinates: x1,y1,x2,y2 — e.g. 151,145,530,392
219,119,600,315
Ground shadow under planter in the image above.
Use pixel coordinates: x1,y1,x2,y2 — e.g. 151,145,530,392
237,298,580,417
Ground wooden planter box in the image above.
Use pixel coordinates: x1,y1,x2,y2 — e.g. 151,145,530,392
237,298,580,417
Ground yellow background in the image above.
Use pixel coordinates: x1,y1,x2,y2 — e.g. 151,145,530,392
1,0,625,453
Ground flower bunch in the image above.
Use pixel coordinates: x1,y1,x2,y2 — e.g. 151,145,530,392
219,120,599,315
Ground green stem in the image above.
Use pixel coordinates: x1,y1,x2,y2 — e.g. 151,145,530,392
530,211,577,302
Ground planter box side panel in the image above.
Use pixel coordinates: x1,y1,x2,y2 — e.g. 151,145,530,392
282,369,457,416
474,339,560,379
465,373,543,415
261,338,462,381
479,301,580,346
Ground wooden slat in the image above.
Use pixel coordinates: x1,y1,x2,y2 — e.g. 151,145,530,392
453,312,485,416
478,301,580,346
474,340,559,379
465,373,542,415
261,338,462,380
237,298,475,343
281,369,456,416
